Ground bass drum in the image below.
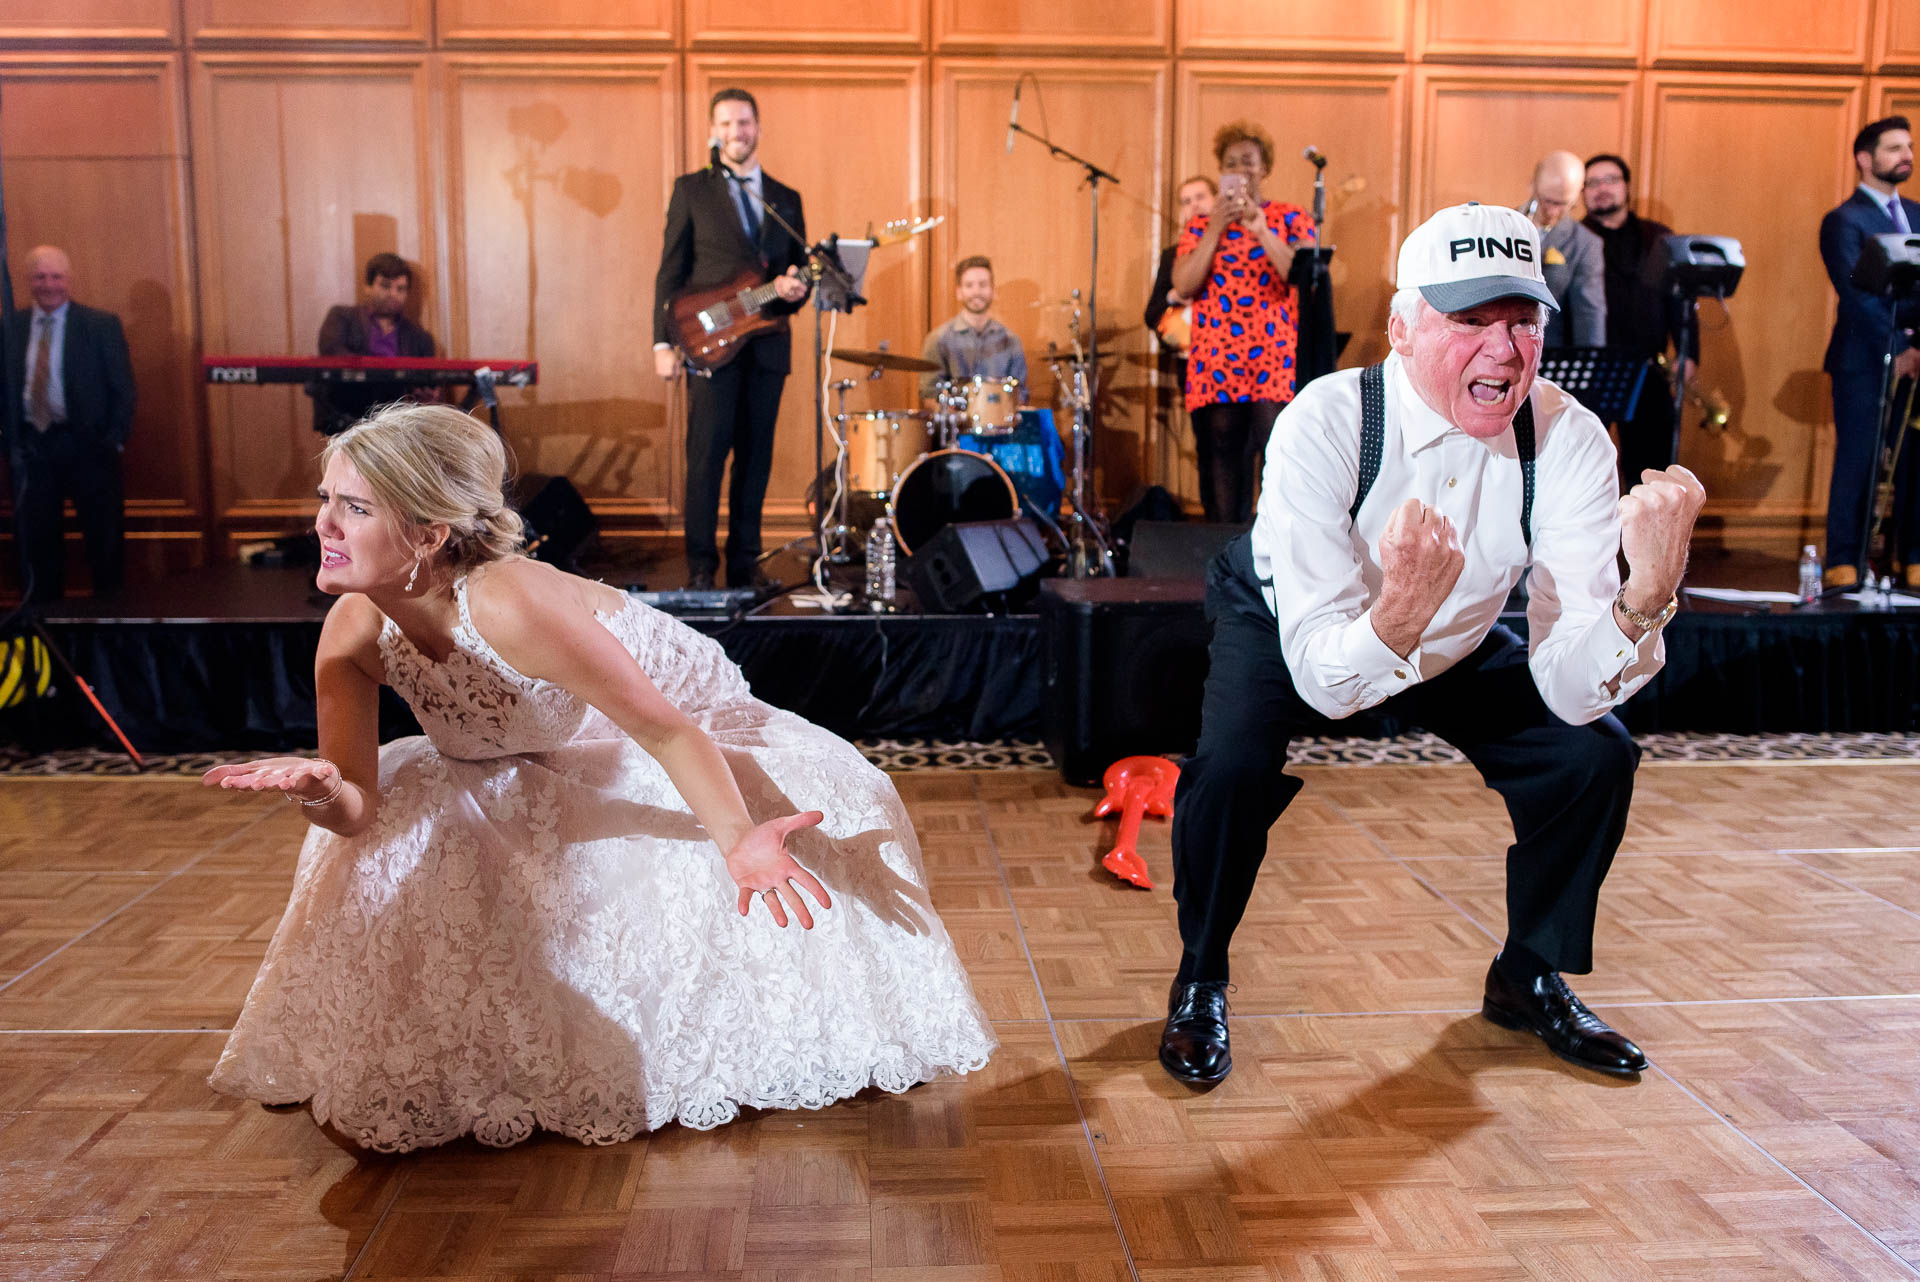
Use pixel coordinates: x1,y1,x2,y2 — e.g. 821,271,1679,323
887,448,1019,556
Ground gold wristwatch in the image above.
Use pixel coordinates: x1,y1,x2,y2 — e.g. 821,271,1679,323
1614,588,1678,634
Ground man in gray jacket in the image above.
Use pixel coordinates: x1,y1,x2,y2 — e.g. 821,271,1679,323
1526,151,1606,348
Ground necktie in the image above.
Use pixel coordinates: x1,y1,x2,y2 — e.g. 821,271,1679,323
1890,196,1912,235
27,315,52,431
732,172,762,247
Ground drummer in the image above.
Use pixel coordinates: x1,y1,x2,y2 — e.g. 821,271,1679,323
918,255,1028,409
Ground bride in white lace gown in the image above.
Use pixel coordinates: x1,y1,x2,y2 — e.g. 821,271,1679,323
203,405,996,1153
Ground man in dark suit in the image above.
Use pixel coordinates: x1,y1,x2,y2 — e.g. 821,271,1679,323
1582,153,1695,489
310,252,438,436
654,87,810,590
1820,115,1920,589
6,245,135,603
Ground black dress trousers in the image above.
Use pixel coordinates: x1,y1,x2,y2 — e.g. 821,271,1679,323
1169,535,1640,986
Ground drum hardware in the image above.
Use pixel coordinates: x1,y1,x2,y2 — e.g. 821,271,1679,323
1046,293,1116,579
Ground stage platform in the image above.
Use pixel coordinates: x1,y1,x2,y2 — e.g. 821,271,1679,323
12,547,1920,760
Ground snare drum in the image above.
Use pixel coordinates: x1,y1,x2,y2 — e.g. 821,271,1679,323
887,448,1019,555
837,410,932,494
962,376,1021,437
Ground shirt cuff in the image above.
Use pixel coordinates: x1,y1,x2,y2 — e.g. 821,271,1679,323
1346,609,1424,697
1588,606,1661,681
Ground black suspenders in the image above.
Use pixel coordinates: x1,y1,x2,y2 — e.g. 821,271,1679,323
1349,362,1535,546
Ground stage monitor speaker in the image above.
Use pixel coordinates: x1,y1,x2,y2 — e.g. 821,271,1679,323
1040,578,1212,785
1127,520,1250,579
906,518,1047,612
512,473,596,571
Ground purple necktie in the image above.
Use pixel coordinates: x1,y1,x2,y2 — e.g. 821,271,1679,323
1890,196,1912,235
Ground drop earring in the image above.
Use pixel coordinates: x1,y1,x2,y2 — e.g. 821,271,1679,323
405,557,422,592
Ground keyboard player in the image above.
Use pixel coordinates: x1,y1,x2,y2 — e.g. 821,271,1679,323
309,252,440,435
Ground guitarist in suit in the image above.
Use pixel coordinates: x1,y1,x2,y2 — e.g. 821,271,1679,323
5,245,136,603
1819,115,1920,589
653,87,810,590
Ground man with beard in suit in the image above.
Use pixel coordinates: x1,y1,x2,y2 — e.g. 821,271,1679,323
654,87,811,591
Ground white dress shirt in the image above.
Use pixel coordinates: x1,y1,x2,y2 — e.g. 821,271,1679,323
1250,351,1663,726
21,301,69,426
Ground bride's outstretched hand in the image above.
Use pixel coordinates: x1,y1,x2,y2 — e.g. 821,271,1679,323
202,757,340,803
726,810,831,929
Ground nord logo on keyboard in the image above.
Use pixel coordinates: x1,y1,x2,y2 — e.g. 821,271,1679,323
209,367,258,382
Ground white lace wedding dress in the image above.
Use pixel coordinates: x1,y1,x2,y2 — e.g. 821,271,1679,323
209,578,997,1152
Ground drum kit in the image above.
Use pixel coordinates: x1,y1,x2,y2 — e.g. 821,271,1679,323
813,341,1101,586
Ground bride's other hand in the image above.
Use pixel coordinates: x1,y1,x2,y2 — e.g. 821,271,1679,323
726,810,831,928
203,757,341,804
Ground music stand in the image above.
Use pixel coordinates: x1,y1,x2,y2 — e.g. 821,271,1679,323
1289,247,1337,383
1539,346,1650,424
809,236,871,574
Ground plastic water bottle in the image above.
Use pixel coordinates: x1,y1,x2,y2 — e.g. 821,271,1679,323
865,518,896,609
1797,545,1822,602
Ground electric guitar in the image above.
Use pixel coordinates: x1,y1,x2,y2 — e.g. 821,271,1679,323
666,217,938,374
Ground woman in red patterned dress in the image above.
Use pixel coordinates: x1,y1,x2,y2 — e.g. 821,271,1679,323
1172,120,1316,523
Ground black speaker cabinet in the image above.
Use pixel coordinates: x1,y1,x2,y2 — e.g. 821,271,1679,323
511,474,597,571
905,518,1047,612
1040,577,1211,785
1127,520,1251,578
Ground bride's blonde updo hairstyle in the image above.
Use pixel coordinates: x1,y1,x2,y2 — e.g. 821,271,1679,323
322,402,525,572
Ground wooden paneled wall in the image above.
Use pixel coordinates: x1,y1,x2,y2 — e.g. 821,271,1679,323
3,0,1918,574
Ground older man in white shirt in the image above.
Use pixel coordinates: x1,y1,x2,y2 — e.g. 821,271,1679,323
1160,203,1704,1086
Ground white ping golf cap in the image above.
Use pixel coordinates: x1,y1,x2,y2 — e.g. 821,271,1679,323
1397,202,1559,314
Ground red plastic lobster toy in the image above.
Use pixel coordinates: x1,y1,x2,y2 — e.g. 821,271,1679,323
1091,756,1178,889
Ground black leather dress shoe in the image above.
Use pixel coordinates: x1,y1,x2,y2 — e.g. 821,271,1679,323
686,569,717,591
1482,962,1648,1076
1159,979,1232,1085
729,567,778,592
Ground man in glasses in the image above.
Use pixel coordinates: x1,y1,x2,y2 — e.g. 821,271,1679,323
1159,203,1704,1088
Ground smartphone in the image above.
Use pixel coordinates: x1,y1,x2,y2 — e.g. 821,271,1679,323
1218,172,1248,199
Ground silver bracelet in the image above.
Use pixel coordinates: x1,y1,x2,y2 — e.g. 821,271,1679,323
287,761,346,808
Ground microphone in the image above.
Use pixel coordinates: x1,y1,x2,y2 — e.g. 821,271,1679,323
1303,145,1327,170
1005,80,1022,155
708,138,722,173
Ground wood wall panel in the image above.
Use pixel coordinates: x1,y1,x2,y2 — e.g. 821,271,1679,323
191,56,433,528
437,0,675,45
687,0,923,49
933,0,1168,54
0,0,176,43
935,59,1165,503
685,56,928,527
0,56,198,531
185,0,428,44
1647,0,1871,68
1873,77,1920,121
1877,0,1920,71
445,56,679,521
1642,75,1862,534
1176,0,1406,58
1411,68,1637,221
1415,0,1641,63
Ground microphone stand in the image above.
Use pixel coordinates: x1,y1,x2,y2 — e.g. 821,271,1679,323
725,167,865,590
1008,118,1120,576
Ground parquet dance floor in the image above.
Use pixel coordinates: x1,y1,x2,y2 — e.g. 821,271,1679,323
1,760,1917,1280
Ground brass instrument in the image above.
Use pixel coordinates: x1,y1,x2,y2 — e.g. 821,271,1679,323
1654,352,1728,429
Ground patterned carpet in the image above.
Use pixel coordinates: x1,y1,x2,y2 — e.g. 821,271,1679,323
2,732,1914,777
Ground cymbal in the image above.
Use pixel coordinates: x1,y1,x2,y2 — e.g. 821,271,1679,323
830,346,940,373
